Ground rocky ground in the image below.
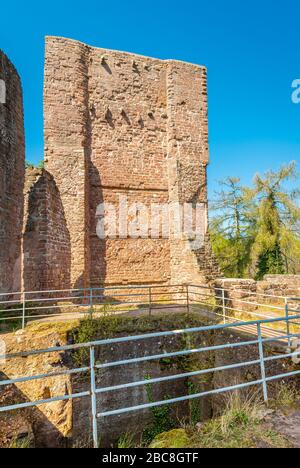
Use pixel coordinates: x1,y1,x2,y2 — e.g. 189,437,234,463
149,399,300,449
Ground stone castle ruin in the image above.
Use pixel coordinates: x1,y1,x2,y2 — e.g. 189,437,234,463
43,37,219,290
0,37,219,294
0,51,25,295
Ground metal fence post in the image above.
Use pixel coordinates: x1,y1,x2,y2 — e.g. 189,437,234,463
257,322,268,403
285,298,291,348
90,346,99,448
222,288,226,324
22,292,26,329
186,285,190,313
149,287,152,316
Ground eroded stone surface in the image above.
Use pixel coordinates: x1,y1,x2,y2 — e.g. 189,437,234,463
44,36,219,290
0,50,25,294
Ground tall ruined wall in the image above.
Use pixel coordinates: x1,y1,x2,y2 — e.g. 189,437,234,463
0,51,25,294
166,61,219,283
23,167,71,292
44,37,218,289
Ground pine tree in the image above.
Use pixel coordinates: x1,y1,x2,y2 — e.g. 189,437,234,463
249,162,300,279
210,177,255,278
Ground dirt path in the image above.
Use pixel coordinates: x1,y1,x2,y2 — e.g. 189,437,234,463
28,303,293,349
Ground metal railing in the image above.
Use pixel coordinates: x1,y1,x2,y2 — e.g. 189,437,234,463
0,309,300,448
0,283,299,332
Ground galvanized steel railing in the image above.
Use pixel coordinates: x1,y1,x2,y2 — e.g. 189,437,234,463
0,283,299,332
1,307,300,448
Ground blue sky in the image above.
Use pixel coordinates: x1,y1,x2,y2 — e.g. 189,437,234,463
1,0,299,198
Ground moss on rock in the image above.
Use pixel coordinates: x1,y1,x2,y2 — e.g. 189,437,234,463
149,429,190,449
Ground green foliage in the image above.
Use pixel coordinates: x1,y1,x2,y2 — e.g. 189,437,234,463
273,382,299,408
25,159,44,170
187,381,201,425
117,432,135,448
210,177,255,278
191,393,290,448
148,394,290,448
149,429,190,449
250,162,300,278
210,162,300,279
142,376,175,446
9,436,31,448
71,317,95,365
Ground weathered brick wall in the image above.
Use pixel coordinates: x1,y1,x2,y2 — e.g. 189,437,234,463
257,275,300,299
23,167,71,292
0,51,25,294
44,36,218,289
215,275,300,312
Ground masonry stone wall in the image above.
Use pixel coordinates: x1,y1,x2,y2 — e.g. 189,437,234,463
23,167,71,292
0,50,25,294
44,36,219,289
215,275,300,313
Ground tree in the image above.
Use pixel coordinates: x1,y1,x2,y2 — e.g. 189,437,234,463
210,163,300,279
25,159,44,170
249,162,300,279
210,177,255,278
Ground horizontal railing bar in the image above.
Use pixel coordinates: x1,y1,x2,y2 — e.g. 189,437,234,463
189,291,286,313
0,366,90,387
0,315,25,321
264,350,300,363
190,298,283,321
0,299,24,306
0,284,188,297
1,283,298,301
190,284,289,300
97,379,266,417
265,368,300,383
2,340,298,399
95,331,300,369
0,308,23,314
2,355,300,417
98,368,300,418
0,303,186,323
0,391,90,413
206,308,281,327
95,358,261,394
95,339,260,369
2,314,300,361
191,284,300,303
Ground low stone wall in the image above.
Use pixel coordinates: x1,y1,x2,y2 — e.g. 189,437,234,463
258,275,300,301
215,275,300,315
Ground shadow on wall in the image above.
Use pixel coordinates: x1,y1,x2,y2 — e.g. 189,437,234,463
0,371,69,448
23,169,71,294
87,160,107,290
74,71,107,291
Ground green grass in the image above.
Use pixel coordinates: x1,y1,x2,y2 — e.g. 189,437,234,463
272,382,299,408
149,393,291,449
70,312,216,365
117,433,136,449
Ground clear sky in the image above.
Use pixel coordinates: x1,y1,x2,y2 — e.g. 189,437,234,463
1,0,299,198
